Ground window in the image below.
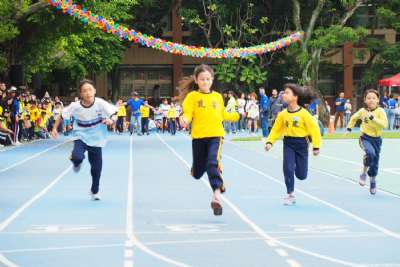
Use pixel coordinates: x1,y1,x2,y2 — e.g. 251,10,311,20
119,67,172,98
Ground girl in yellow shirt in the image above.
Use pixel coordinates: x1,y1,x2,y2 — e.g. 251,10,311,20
179,64,239,216
346,89,388,195
265,84,321,205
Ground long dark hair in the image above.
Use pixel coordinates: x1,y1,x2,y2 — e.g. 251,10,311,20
283,83,314,107
177,64,215,103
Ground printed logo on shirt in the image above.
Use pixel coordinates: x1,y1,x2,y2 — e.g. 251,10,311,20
197,100,205,108
96,109,103,117
211,101,218,109
292,117,300,127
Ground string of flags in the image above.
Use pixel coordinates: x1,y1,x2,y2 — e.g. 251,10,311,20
48,0,304,59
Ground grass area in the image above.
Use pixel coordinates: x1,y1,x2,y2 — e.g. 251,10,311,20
231,131,400,142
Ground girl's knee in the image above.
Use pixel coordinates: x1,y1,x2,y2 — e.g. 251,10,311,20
71,153,84,163
296,174,307,180
295,169,308,180
191,167,203,179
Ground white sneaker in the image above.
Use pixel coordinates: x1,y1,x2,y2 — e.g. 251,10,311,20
283,195,296,206
15,141,22,146
91,193,101,201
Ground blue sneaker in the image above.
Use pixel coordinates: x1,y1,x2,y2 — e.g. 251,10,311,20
370,181,376,195
359,174,367,186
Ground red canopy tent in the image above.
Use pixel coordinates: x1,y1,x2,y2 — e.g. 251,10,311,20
378,73,400,87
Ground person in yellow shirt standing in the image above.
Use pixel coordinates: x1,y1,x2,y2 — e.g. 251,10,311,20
140,100,151,135
167,102,177,135
179,64,239,216
116,99,127,134
265,83,321,205
346,89,388,195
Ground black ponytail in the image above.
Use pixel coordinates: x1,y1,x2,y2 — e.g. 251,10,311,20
283,83,314,107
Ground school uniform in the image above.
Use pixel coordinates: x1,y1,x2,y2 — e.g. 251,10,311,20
116,105,127,133
266,107,321,194
62,97,118,194
347,107,388,178
182,90,239,192
140,105,150,134
167,107,177,135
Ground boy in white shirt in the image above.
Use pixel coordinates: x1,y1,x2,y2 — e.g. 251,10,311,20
51,79,118,201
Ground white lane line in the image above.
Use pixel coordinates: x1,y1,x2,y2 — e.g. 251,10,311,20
125,250,133,258
167,133,368,267
125,134,191,267
0,254,19,267
161,135,300,266
226,140,400,199
225,154,400,240
0,140,70,173
362,264,400,267
0,232,392,254
0,139,42,153
0,243,124,254
125,240,134,247
145,237,263,246
287,259,302,267
319,154,400,176
0,166,72,232
310,168,400,199
276,249,289,257
0,231,387,240
0,148,71,267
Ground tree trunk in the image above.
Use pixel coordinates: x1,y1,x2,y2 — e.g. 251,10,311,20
111,65,120,102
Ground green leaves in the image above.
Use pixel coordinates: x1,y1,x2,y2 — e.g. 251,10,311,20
215,60,238,83
215,57,267,90
223,25,235,36
239,60,268,86
310,25,368,49
1,0,141,84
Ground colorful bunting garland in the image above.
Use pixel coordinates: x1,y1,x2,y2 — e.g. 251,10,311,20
49,0,304,59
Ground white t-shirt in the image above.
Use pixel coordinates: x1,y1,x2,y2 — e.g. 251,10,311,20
160,104,170,117
237,98,246,114
175,104,182,118
154,109,163,120
226,97,236,113
247,100,259,119
62,97,118,147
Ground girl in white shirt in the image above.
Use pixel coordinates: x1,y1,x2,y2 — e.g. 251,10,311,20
247,93,259,134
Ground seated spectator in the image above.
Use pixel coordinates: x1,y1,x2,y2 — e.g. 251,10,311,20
35,111,50,139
